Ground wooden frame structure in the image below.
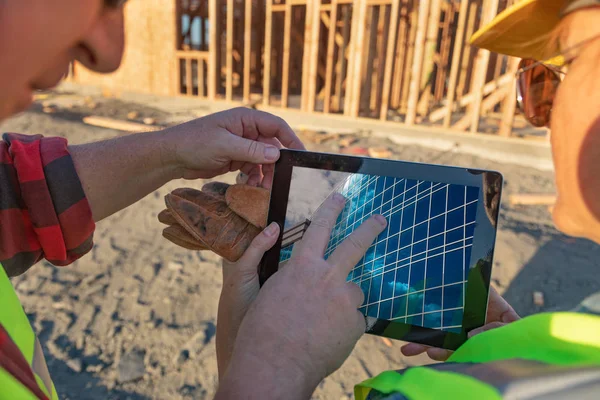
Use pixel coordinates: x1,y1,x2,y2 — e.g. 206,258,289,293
76,0,540,138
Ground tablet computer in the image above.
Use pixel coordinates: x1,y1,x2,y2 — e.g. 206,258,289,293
260,149,502,350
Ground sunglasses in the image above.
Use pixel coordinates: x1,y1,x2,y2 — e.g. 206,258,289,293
515,33,600,128
515,59,564,128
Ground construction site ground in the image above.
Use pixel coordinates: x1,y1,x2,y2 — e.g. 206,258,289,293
2,84,599,400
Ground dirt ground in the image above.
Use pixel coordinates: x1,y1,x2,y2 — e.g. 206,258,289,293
3,87,600,400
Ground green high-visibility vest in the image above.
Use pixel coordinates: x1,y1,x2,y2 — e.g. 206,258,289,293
356,312,600,399
0,264,58,400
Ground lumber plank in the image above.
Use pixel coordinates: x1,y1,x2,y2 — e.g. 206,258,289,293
380,0,400,120
405,0,431,125
83,116,161,132
243,0,252,103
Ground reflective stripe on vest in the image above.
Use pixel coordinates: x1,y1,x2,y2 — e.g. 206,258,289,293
356,312,600,400
0,264,58,400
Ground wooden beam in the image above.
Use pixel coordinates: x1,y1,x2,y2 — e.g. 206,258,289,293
198,59,205,97
320,11,347,50
469,0,500,133
186,58,193,96
243,0,252,103
281,3,293,108
306,0,323,113
499,56,521,137
263,0,273,106
333,5,351,112
83,116,161,132
401,1,419,112
226,0,234,101
301,1,314,111
362,7,378,113
324,0,339,113
175,50,210,59
451,86,509,131
457,1,478,100
508,194,556,206
380,0,401,120
430,72,512,122
343,0,360,114
443,0,469,128
345,0,369,117
208,0,218,100
405,0,431,125
390,0,408,109
372,5,388,113
435,3,454,102
417,0,441,116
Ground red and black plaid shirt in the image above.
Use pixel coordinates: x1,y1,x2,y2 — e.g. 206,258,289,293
0,133,95,399
0,133,95,277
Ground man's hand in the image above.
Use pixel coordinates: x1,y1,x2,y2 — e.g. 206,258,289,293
216,221,279,378
163,107,305,189
400,286,520,361
215,194,387,399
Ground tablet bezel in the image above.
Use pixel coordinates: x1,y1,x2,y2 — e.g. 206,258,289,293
260,149,502,350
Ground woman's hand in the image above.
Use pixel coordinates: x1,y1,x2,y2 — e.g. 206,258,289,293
400,286,520,361
71,108,303,221
163,107,305,189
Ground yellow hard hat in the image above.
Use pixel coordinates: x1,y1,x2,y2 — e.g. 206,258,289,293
470,0,599,61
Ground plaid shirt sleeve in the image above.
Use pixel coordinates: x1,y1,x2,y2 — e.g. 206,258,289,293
0,133,95,277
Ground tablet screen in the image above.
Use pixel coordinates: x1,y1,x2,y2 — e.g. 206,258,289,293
279,167,479,334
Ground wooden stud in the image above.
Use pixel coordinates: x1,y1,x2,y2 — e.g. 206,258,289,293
443,0,469,128
301,1,314,111
198,59,205,97
469,0,500,133
417,0,441,116
346,0,368,117
430,72,512,122
263,0,273,106
401,0,418,112
208,0,218,100
324,0,339,113
281,2,293,108
243,0,252,103
186,57,193,96
174,0,183,96
255,0,265,96
201,1,206,51
362,6,377,114
405,0,431,125
306,0,322,113
452,86,509,131
226,0,234,101
435,3,454,102
380,0,401,120
499,56,521,137
390,0,408,110
457,1,478,101
333,5,351,112
372,5,388,114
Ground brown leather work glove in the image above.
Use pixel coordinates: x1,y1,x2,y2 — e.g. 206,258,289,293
158,182,270,262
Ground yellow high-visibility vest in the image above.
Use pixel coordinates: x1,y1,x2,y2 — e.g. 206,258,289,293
0,264,58,400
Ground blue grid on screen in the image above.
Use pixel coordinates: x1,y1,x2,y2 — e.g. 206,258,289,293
280,244,294,262
322,173,479,333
